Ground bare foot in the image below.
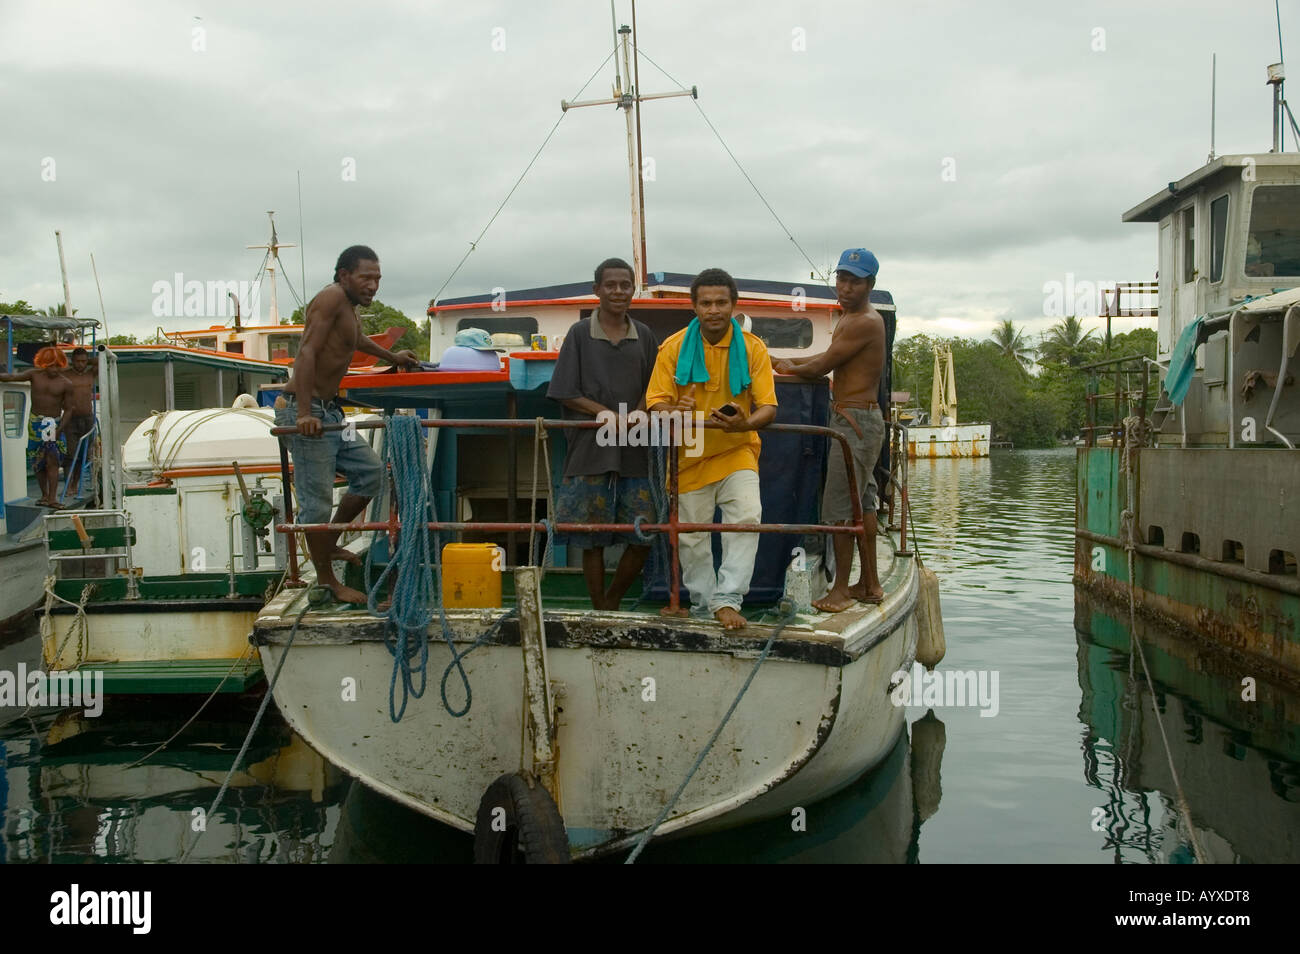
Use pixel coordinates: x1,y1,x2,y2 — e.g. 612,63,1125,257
847,582,884,604
330,547,363,567
714,606,746,630
812,590,855,613
658,606,689,618
328,582,370,605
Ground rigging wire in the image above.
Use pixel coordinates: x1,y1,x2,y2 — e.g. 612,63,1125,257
636,47,829,285
430,50,616,304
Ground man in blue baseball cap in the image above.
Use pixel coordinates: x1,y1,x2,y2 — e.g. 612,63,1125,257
773,248,886,611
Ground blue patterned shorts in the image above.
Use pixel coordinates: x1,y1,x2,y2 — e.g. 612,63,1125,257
554,474,655,549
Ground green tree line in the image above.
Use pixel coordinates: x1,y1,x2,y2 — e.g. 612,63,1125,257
288,300,430,361
892,319,1157,448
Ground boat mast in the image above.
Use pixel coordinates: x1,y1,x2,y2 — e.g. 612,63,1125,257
55,230,73,323
631,0,648,288
246,211,296,326
562,3,696,295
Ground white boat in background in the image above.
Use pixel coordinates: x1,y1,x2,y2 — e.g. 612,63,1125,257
906,343,991,458
39,346,381,694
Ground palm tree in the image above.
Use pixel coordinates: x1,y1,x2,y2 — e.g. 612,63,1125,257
1040,315,1098,366
989,319,1033,371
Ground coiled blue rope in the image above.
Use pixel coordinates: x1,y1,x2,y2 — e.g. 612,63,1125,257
366,415,435,722
362,415,524,721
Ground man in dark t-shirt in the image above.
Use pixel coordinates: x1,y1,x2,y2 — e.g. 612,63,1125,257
547,257,659,609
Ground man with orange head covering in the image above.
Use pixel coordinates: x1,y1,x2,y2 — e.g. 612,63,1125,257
0,345,72,507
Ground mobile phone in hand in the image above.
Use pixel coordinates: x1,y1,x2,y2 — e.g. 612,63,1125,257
717,403,739,417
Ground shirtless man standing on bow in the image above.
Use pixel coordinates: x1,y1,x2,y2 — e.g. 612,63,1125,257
60,347,98,497
275,245,419,603
773,248,886,612
0,346,71,508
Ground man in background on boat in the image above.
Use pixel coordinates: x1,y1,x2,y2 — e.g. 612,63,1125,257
0,345,70,508
645,267,778,630
772,248,886,611
275,245,420,604
60,347,97,498
547,257,659,609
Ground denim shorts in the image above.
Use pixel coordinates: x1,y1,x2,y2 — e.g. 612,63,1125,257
274,396,384,524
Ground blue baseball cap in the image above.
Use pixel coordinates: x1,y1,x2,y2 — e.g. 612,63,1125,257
836,248,879,279
454,327,496,350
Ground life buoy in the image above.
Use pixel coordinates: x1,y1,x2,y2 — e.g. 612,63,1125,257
473,771,570,864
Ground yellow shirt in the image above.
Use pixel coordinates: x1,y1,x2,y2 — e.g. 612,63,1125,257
644,325,779,493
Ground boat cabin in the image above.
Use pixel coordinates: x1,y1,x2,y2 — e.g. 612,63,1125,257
1123,154,1300,447
428,272,895,363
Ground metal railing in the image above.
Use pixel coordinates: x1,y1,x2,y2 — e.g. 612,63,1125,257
270,416,911,614
1078,353,1158,446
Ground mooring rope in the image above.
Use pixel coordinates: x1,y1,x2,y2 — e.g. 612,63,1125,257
179,589,319,863
625,604,798,863
1120,415,1206,863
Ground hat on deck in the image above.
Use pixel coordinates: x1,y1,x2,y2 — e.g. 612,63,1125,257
454,328,496,351
836,248,879,279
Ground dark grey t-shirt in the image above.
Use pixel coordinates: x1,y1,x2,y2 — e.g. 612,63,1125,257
547,314,658,478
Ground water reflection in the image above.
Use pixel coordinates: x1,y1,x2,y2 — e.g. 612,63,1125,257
1075,591,1300,863
1,684,347,864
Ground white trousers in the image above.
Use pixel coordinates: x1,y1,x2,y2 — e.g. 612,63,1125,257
677,469,762,614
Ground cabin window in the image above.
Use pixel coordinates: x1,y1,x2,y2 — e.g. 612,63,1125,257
1246,185,1300,277
268,333,301,361
455,316,538,338
224,341,244,354
1180,531,1200,554
1221,539,1244,564
749,317,813,349
191,336,217,350
1209,195,1229,283
3,391,24,438
1147,525,1164,546
1180,207,1196,283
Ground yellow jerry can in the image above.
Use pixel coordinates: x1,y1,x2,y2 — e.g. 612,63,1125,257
442,543,503,608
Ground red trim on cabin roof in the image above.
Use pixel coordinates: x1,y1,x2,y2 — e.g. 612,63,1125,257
340,369,510,390
171,325,306,335
428,297,840,315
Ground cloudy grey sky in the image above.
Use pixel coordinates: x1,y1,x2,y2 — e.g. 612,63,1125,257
2,0,1293,345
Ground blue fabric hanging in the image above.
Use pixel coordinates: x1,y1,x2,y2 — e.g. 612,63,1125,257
1165,315,1205,406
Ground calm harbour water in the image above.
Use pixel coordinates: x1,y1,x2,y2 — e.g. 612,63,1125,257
2,448,1297,863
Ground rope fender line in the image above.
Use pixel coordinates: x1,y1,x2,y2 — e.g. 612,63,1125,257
625,604,799,864
1120,415,1206,864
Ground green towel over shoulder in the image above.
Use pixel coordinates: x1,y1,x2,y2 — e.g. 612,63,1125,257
674,317,752,398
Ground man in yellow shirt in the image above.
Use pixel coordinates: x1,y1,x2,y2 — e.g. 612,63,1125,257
645,268,778,630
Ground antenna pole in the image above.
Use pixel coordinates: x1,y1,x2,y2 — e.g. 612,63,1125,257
90,252,108,343
1209,53,1217,162
632,0,649,289
297,171,308,307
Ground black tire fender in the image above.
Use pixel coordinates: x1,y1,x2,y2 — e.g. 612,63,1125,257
473,771,570,864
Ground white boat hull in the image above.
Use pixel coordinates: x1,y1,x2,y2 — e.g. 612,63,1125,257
255,547,919,859
907,423,991,458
